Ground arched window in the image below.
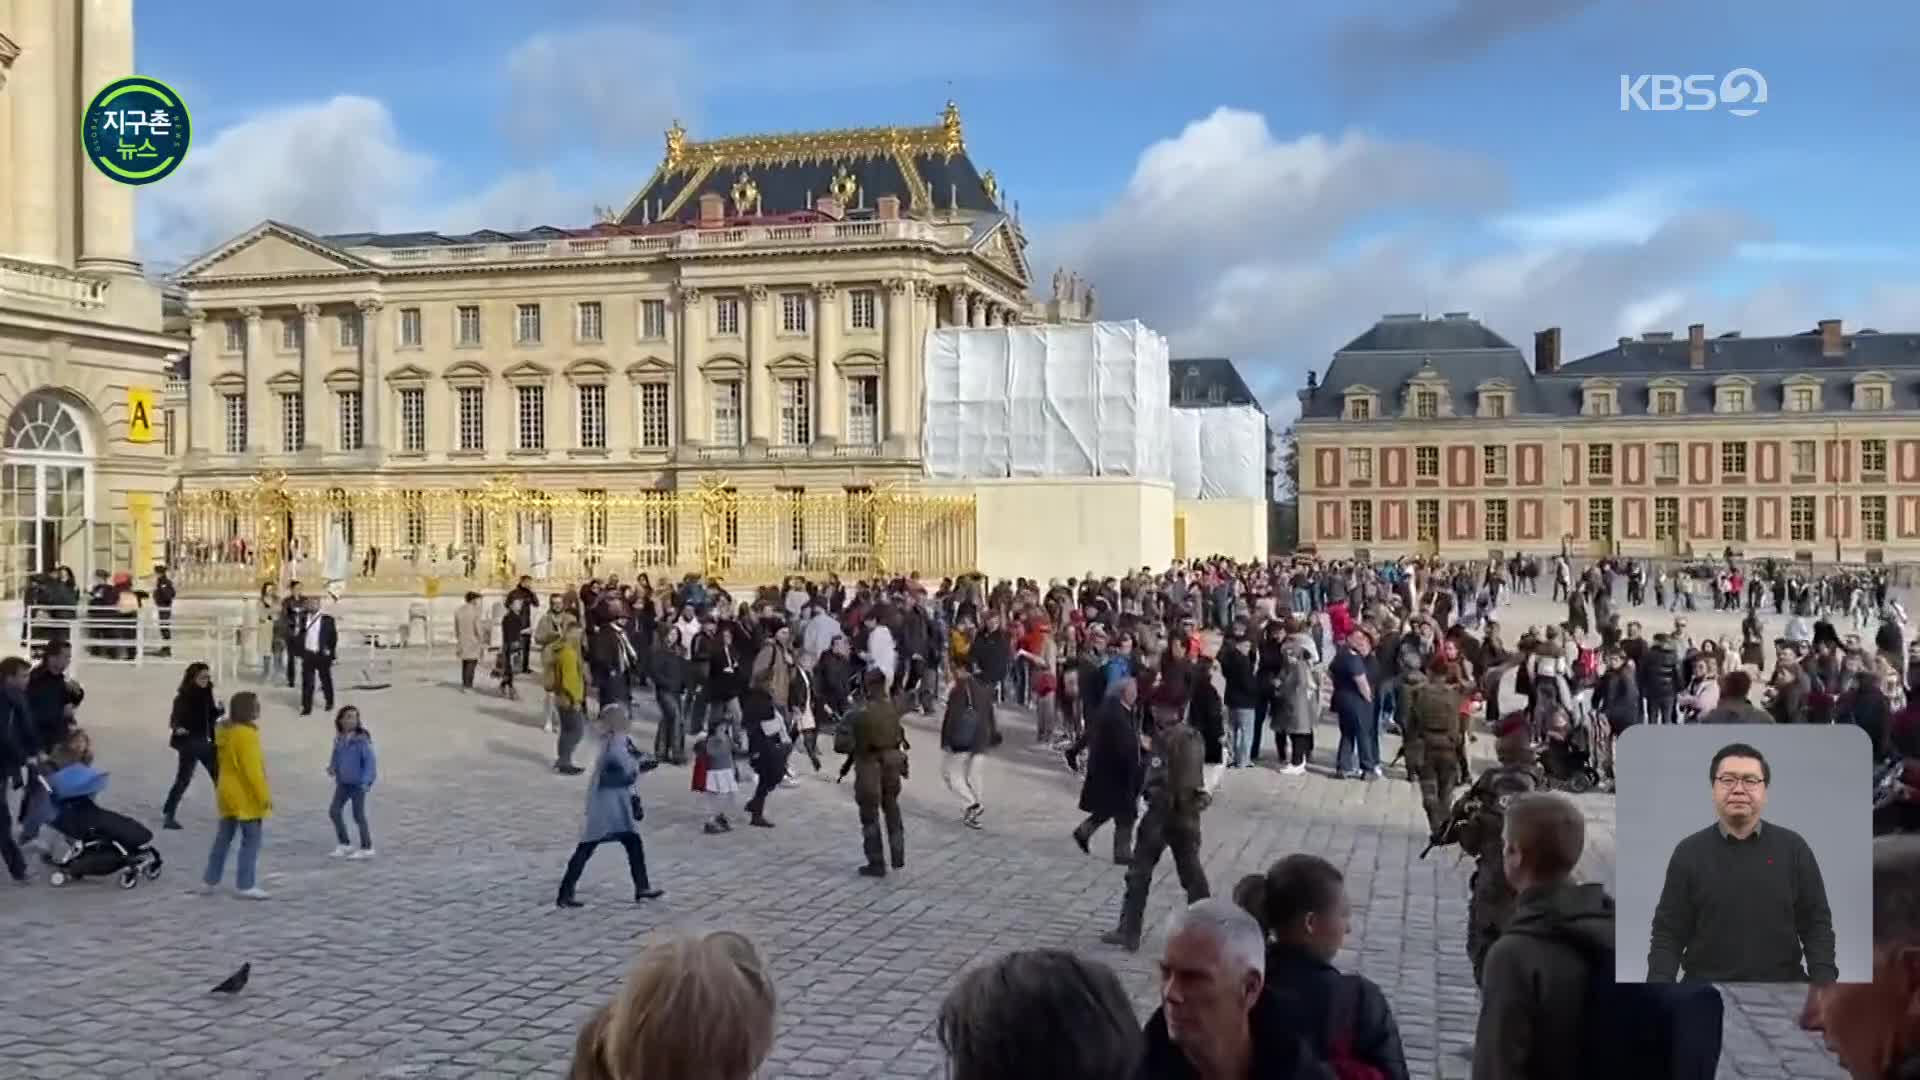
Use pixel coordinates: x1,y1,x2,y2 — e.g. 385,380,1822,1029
6,394,88,456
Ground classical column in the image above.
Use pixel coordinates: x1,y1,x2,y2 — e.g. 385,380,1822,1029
882,279,913,451
746,285,772,446
813,282,841,445
905,281,938,455
9,0,59,264
299,304,324,451
968,293,987,328
0,33,20,259
241,308,267,454
76,0,139,274
947,288,967,327
185,311,212,457
675,286,705,449
356,299,383,453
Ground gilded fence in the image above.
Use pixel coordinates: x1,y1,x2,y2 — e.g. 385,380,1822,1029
167,473,977,594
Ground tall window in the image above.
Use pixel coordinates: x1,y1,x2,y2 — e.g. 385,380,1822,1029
223,318,245,352
1788,386,1817,412
849,289,877,331
279,392,304,452
1721,497,1749,543
1790,495,1817,543
579,489,609,547
845,486,874,545
777,486,806,555
516,385,546,450
711,380,743,445
637,383,671,449
1414,390,1439,419
515,303,542,344
846,376,879,445
1862,438,1889,477
1484,499,1509,543
163,409,176,457
223,394,247,453
456,305,482,346
1346,448,1373,482
1654,389,1679,415
1415,499,1439,543
640,299,667,340
779,378,812,445
576,384,607,449
1348,501,1373,543
399,387,426,452
1483,445,1508,479
281,318,302,352
1720,440,1747,478
1654,441,1680,480
1414,446,1439,479
1587,444,1613,479
1654,497,1679,541
1791,439,1817,476
576,301,603,343
460,497,486,546
780,292,809,334
401,492,426,545
715,297,741,336
338,312,362,348
399,307,423,347
337,389,363,451
1864,496,1889,542
456,386,485,451
1587,497,1613,542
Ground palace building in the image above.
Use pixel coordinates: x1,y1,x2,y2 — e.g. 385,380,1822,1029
0,0,178,596
1296,313,1920,563
169,104,1057,590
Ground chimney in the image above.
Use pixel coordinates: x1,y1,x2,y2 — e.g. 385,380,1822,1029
875,195,900,221
1820,318,1845,358
814,196,845,221
1688,323,1706,369
697,193,724,224
1617,336,1632,348
1533,327,1561,374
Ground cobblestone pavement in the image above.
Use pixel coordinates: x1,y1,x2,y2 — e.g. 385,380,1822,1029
0,628,1841,1079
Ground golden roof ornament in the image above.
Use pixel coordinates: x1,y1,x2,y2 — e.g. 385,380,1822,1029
664,119,688,168
828,164,858,205
729,172,762,215
940,99,964,159
981,169,999,206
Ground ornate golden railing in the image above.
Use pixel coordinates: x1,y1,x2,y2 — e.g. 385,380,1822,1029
166,473,976,593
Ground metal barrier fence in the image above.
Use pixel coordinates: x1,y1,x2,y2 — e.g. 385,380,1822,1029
168,473,977,593
17,606,243,684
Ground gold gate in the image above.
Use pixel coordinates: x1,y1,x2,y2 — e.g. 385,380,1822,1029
167,473,976,593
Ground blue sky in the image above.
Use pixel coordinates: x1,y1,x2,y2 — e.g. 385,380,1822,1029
133,0,1920,417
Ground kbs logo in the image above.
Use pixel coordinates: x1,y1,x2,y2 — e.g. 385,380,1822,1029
1619,68,1768,117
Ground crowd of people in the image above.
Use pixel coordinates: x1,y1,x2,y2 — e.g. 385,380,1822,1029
9,547,1920,1078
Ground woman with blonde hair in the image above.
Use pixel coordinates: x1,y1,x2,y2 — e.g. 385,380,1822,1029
569,931,776,1080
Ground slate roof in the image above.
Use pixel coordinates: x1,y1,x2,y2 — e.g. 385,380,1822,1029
1302,315,1920,420
1171,357,1261,409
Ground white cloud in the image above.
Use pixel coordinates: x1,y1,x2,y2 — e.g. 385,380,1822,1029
500,25,689,157
1737,241,1920,264
1490,178,1692,246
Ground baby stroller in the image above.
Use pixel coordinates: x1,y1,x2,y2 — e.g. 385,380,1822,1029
40,763,164,889
1536,691,1609,795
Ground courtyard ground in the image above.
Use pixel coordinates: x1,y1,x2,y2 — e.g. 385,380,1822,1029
0,591,1846,1079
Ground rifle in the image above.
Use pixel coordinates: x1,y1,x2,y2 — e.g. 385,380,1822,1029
1419,788,1482,859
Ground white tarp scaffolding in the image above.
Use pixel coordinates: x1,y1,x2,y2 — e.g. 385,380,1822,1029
922,321,1172,480
1169,405,1268,499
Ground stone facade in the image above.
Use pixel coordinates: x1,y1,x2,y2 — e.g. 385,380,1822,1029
0,0,179,593
1297,313,1920,563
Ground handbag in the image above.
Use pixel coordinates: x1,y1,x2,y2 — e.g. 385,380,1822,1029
629,794,645,821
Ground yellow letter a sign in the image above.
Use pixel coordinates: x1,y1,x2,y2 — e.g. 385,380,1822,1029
126,388,156,443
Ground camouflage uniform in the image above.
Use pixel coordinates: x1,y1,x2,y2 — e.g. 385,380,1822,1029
1456,758,1544,985
849,699,908,874
1402,675,1466,835
1107,721,1210,949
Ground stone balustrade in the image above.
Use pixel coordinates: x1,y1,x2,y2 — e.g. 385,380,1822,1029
0,256,109,309
343,219,964,268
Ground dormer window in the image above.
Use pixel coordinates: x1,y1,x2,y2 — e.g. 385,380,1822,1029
1475,378,1514,419
1654,390,1680,415
1348,398,1371,420
1853,372,1894,411
1341,385,1380,421
1713,376,1754,414
1415,390,1439,419
1579,381,1619,417
1400,369,1454,420
1783,374,1824,413
1647,377,1687,417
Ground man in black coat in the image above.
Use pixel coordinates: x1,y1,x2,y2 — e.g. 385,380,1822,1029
297,597,338,716
1640,633,1682,725
1069,677,1142,863
0,656,33,882
25,638,81,755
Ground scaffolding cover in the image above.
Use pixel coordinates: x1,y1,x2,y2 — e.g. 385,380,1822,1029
1175,403,1267,499
922,321,1171,480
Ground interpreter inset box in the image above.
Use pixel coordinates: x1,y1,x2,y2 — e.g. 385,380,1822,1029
1613,724,1871,984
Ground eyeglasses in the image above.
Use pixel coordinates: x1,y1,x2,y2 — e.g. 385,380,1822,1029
1714,774,1766,790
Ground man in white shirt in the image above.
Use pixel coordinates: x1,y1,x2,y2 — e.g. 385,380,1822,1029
299,596,337,716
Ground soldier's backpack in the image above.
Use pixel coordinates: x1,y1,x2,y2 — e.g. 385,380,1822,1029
1503,931,1724,1080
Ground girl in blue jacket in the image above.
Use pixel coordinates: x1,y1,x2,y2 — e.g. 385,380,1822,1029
326,706,377,859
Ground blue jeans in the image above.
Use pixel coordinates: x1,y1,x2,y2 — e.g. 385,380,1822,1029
329,784,372,848
1228,707,1256,766
203,818,263,890
1333,697,1380,775
1292,588,1311,613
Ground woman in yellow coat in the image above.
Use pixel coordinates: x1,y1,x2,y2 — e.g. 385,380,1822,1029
202,691,273,899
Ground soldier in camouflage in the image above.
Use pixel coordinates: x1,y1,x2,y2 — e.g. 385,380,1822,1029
1454,716,1544,986
1402,669,1467,835
1101,703,1210,953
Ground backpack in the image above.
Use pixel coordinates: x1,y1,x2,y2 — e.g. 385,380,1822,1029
1322,975,1386,1080
1507,932,1724,1080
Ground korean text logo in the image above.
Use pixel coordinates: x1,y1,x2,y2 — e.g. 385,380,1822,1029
1619,69,1768,117
81,76,192,185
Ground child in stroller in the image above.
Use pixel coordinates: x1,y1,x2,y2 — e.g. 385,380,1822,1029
33,734,163,888
1536,692,1611,794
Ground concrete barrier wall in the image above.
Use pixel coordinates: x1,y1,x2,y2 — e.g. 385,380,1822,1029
1176,497,1269,563
929,476,1175,582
